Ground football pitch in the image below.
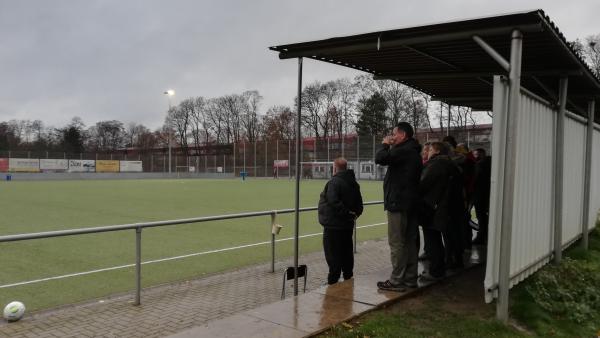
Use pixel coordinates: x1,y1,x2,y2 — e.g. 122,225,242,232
0,178,386,312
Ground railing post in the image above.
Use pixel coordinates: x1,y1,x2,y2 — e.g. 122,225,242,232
134,227,142,306
270,212,276,273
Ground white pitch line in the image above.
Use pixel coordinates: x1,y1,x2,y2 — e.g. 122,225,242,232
0,222,386,289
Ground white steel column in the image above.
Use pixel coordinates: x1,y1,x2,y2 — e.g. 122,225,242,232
497,29,523,323
553,77,568,264
582,100,595,249
293,57,303,296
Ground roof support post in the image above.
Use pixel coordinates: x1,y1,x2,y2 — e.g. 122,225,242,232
473,35,510,72
447,104,452,135
497,29,523,323
582,100,595,250
553,77,568,264
293,57,303,296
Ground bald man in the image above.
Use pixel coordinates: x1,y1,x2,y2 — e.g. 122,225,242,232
318,158,364,285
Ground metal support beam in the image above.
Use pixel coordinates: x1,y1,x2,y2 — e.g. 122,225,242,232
293,57,303,296
497,29,523,323
532,76,587,115
374,69,582,81
274,24,542,59
582,100,595,250
553,77,568,264
473,35,510,72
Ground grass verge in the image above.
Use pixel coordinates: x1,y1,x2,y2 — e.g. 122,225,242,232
320,224,600,338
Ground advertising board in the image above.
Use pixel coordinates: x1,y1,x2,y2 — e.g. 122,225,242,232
68,160,96,172
40,159,69,171
0,158,8,172
9,158,40,172
119,161,143,172
96,160,120,173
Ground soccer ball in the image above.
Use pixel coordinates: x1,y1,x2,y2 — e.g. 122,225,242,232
3,301,25,322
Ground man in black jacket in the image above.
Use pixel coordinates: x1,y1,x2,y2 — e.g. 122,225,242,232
419,142,462,281
318,158,364,285
375,122,422,291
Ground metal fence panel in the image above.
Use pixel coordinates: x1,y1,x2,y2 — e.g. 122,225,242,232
562,117,587,243
486,88,556,301
592,129,600,226
509,93,555,288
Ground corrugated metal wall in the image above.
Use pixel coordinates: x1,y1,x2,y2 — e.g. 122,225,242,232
485,84,598,302
507,92,555,288
562,117,587,243
592,128,600,227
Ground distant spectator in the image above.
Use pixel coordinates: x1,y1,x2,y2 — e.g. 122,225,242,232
375,122,422,291
318,158,363,285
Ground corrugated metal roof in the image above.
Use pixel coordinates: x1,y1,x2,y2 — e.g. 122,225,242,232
270,10,600,122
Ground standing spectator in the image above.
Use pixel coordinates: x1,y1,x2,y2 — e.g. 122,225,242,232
472,148,491,245
375,122,422,291
419,142,461,281
318,158,363,285
442,136,470,268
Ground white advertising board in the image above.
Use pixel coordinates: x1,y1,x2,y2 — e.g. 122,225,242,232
40,159,68,171
120,161,143,172
68,160,96,172
273,160,289,168
9,158,40,172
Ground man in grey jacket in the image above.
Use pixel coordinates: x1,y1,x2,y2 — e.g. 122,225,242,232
375,122,423,291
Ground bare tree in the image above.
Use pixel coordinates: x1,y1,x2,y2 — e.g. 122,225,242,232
574,34,600,76
241,90,262,142
263,105,295,141
189,96,211,149
88,120,124,151
300,81,329,139
124,122,148,148
166,100,192,155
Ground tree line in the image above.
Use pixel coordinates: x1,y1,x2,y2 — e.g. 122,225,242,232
1,33,598,155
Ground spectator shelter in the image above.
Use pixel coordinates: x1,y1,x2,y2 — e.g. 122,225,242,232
269,9,600,321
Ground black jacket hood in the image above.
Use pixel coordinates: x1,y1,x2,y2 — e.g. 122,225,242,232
334,169,357,184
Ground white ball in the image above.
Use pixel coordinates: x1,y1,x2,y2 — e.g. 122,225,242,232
3,301,25,322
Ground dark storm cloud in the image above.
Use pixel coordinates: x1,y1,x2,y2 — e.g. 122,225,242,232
0,0,598,129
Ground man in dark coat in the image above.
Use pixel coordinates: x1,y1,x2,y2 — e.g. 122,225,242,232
318,158,364,285
419,142,462,281
375,122,423,291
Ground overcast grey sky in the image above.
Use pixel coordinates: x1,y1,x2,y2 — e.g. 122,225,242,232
1,0,598,130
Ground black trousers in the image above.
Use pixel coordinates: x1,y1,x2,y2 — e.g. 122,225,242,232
323,228,354,285
474,201,489,241
423,228,445,278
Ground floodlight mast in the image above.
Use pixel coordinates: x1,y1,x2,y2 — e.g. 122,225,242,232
164,90,175,174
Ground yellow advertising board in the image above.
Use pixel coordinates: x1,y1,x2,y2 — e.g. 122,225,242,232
96,160,120,173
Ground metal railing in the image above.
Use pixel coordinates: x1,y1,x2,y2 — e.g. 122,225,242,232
0,200,383,305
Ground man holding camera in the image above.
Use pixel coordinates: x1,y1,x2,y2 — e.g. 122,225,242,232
375,122,423,291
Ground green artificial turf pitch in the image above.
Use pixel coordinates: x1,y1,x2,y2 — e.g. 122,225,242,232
0,178,386,311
